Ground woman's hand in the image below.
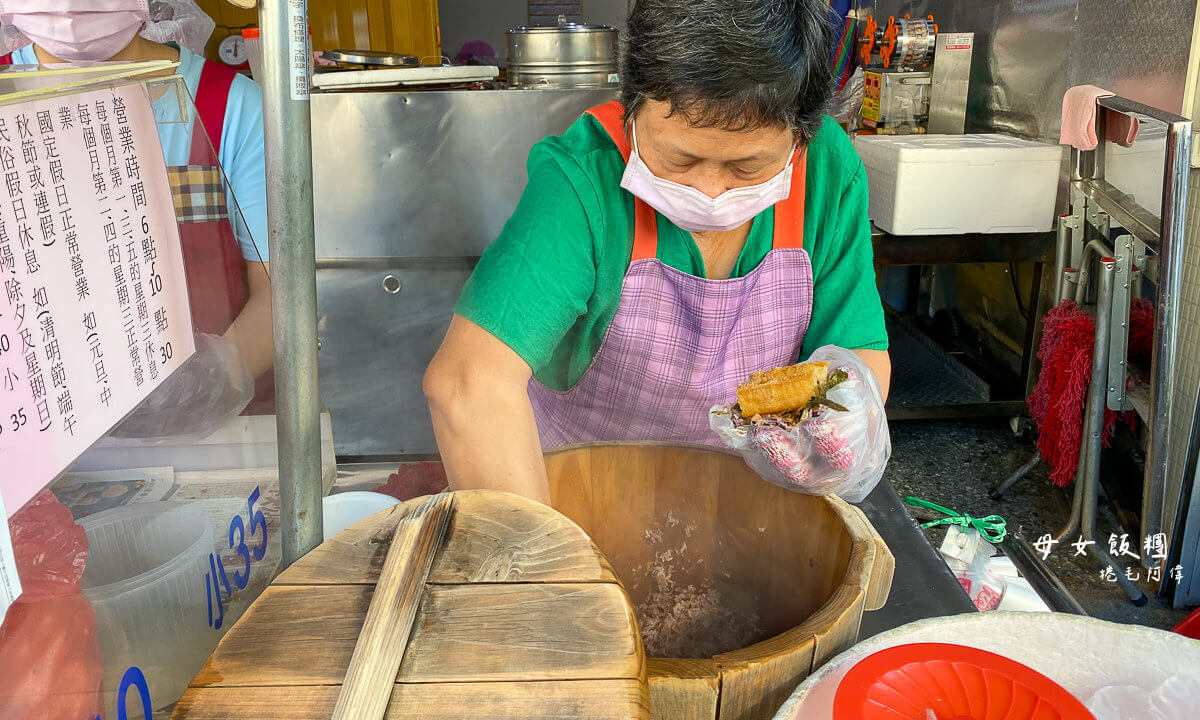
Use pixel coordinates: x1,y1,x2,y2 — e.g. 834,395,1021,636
424,315,551,504
710,345,892,502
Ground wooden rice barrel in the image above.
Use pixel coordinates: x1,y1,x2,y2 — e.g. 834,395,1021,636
170,489,649,720
545,443,895,720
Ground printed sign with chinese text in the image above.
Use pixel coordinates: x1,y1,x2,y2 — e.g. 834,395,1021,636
0,83,194,517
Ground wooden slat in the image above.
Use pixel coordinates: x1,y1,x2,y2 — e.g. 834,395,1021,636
173,680,647,720
332,493,454,720
844,503,895,612
713,631,816,720
275,490,618,586
273,502,410,585
174,686,338,720
646,659,719,720
807,584,866,671
191,585,369,687
193,583,642,687
398,583,641,682
429,490,619,584
389,679,647,719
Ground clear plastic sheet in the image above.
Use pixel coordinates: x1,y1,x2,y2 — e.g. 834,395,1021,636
0,67,283,719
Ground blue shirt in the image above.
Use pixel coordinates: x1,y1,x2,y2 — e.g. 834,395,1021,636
11,45,268,261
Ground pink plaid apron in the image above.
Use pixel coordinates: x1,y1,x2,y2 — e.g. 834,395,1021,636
528,101,815,448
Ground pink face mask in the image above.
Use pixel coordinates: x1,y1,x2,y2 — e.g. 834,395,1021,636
619,120,796,233
0,0,150,63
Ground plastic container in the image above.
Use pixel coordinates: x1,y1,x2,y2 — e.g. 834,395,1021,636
853,134,1064,235
833,642,1094,720
242,28,262,83
79,502,217,718
322,491,401,541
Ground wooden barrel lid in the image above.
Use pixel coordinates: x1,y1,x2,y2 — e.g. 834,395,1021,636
171,490,649,720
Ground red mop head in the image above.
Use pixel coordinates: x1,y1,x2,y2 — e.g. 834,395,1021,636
1029,300,1094,486
1028,297,1153,486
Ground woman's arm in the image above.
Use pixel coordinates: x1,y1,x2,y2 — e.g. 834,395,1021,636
223,261,274,377
424,315,551,504
853,348,891,401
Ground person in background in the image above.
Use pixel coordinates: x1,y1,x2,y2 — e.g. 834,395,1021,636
0,0,274,434
425,0,890,504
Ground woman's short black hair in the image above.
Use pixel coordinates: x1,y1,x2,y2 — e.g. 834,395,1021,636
621,0,833,141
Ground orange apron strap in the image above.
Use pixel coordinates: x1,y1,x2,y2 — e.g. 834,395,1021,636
631,198,658,261
586,101,631,160
585,101,658,262
773,153,807,250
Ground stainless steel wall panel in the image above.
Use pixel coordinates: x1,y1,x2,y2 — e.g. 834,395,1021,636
315,262,473,456
310,89,618,259
868,1,1196,142
311,88,617,455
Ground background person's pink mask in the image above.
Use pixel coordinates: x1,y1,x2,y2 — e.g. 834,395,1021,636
0,0,150,63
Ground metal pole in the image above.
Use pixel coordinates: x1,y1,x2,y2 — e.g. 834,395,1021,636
990,450,1041,501
1081,258,1147,605
1060,268,1078,303
259,0,323,566
1143,118,1192,567
1053,215,1071,302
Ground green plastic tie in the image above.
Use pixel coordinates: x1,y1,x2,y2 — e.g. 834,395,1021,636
903,496,1007,544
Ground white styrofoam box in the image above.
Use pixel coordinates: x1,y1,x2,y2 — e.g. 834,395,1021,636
853,134,1064,235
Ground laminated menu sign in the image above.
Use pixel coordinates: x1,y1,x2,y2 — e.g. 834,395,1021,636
0,84,195,518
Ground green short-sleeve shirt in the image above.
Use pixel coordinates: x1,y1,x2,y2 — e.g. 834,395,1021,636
455,114,887,391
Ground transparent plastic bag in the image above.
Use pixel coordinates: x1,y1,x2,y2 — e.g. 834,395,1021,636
1087,676,1200,720
142,0,217,57
710,345,890,502
830,67,864,127
109,332,254,440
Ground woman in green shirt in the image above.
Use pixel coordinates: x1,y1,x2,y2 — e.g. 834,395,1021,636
425,0,890,504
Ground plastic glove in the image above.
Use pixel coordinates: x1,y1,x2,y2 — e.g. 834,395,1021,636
109,332,254,440
710,345,891,502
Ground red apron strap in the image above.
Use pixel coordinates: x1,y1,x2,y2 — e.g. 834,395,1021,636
772,152,807,250
191,59,237,163
0,53,12,65
586,101,658,262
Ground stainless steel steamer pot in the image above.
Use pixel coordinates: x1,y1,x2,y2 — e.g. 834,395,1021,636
506,19,618,88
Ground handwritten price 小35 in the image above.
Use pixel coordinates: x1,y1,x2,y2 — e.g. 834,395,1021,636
204,486,267,630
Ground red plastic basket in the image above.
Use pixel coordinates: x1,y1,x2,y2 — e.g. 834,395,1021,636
833,642,1095,720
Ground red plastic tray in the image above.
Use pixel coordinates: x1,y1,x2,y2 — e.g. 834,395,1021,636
833,642,1095,720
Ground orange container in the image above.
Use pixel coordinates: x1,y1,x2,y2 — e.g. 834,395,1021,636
197,0,441,61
